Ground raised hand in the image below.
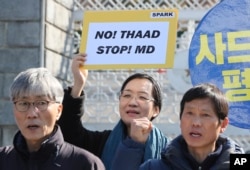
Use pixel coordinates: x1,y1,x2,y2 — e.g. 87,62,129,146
71,53,88,98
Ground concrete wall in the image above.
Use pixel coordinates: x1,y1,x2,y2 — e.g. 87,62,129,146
0,0,75,146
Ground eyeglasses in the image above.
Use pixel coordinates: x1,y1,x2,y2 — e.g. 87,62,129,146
14,100,58,112
120,91,154,104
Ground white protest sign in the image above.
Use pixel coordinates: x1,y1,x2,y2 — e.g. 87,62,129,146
80,9,178,69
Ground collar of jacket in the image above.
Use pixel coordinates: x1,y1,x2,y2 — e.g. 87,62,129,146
13,125,64,162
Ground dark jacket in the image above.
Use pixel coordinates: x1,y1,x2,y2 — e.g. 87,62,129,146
0,125,105,170
59,88,169,170
59,88,111,158
114,136,244,170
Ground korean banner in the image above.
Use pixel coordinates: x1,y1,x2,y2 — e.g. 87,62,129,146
189,0,250,129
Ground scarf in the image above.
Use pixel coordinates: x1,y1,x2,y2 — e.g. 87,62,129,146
101,120,168,170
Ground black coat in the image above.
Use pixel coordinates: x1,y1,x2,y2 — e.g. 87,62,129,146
0,125,105,170
139,135,244,170
59,88,111,158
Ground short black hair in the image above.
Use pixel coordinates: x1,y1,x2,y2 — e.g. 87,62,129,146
180,83,228,120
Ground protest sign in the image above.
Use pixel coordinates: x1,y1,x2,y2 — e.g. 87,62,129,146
79,9,178,69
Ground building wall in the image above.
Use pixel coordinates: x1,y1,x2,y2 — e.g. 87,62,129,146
0,0,75,146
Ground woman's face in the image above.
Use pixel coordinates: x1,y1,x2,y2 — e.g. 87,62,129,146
119,78,159,127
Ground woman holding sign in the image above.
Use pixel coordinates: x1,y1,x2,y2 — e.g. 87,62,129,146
58,53,170,170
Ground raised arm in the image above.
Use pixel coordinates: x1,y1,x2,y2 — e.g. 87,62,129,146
70,53,88,98
58,53,88,146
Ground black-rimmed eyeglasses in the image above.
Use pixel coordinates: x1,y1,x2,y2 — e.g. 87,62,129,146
14,100,59,112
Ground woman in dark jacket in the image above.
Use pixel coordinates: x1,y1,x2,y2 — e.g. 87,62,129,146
0,68,105,170
112,83,244,170
58,53,169,170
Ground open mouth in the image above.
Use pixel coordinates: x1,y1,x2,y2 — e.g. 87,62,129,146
190,132,201,137
27,125,39,130
127,110,139,115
